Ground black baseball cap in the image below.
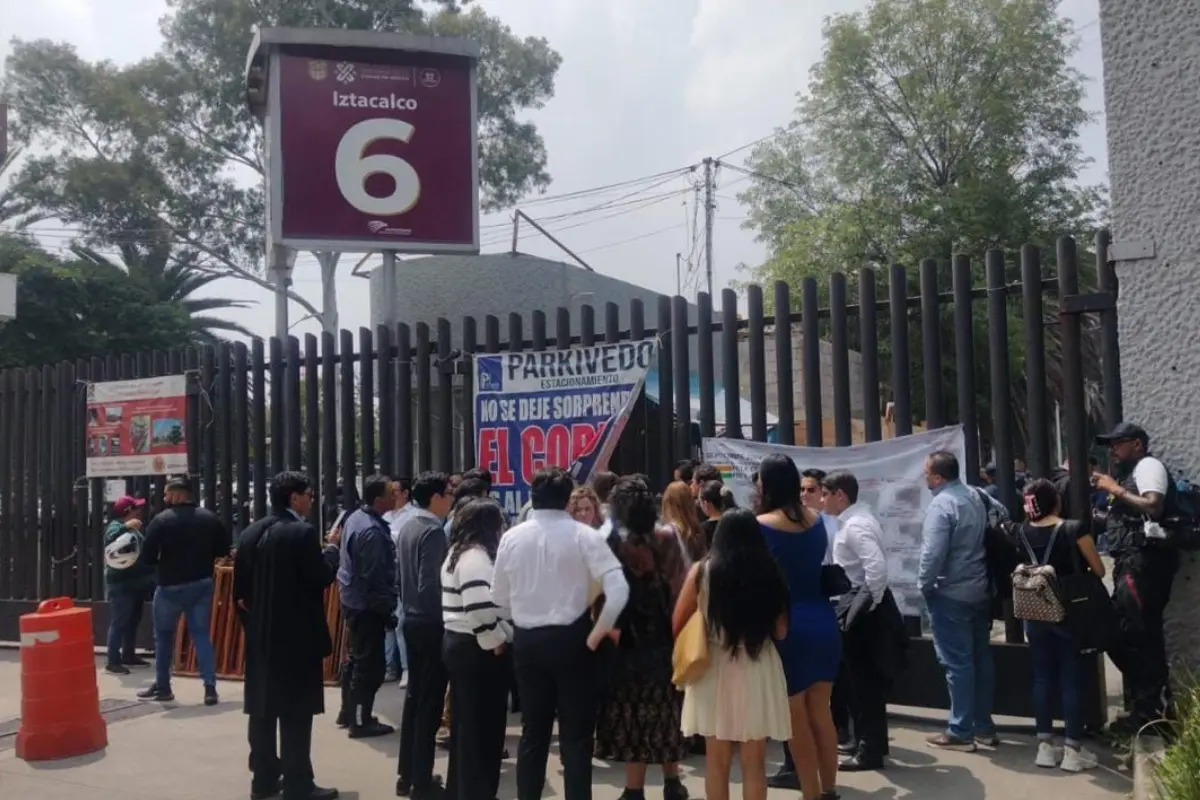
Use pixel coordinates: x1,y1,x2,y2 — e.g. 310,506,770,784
1095,422,1149,446
165,476,192,492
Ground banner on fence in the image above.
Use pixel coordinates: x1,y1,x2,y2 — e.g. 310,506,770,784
702,426,966,618
86,376,189,478
474,339,657,516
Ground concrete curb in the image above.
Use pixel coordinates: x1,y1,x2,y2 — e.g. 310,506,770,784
1133,734,1165,800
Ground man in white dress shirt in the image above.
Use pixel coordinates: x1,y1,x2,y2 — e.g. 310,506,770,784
491,467,630,800
823,469,893,772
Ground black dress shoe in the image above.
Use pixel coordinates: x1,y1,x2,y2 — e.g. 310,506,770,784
767,768,801,790
349,720,394,739
284,787,338,800
838,754,885,772
251,782,281,799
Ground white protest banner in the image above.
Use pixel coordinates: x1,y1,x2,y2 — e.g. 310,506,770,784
703,426,966,618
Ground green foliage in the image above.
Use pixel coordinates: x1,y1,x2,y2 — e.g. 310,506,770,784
738,0,1107,449
2,1,561,324
160,0,561,211
0,234,211,369
1156,674,1200,800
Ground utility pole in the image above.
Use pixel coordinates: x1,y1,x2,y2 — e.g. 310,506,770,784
703,157,715,297
675,252,682,296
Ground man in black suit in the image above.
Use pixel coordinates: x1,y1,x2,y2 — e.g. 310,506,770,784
234,471,341,800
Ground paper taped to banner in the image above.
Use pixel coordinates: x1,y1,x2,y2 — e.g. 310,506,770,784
474,340,656,517
703,426,966,618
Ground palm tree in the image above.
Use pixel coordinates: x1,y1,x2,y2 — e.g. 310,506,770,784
71,224,253,345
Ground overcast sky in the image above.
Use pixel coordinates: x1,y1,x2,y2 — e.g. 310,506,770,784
2,0,1106,341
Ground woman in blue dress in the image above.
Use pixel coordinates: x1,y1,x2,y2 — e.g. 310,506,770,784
756,454,841,800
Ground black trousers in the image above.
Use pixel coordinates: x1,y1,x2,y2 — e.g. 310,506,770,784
832,663,853,742
397,619,449,795
248,711,315,796
513,616,596,800
844,603,890,760
339,607,388,723
1110,548,1179,720
443,631,510,800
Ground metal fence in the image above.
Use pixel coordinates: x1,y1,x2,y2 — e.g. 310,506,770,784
0,234,1120,637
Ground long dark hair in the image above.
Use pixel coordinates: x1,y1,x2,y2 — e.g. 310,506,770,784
609,476,658,545
757,454,810,528
705,508,789,659
446,498,505,571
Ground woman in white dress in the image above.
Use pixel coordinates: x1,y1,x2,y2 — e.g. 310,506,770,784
673,508,792,800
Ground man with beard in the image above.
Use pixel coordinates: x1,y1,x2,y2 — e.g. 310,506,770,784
235,471,340,800
1092,422,1179,734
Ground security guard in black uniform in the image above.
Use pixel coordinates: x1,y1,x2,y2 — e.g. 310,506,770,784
1092,422,1179,734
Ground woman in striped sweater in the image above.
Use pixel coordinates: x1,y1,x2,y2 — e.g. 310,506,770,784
442,497,513,800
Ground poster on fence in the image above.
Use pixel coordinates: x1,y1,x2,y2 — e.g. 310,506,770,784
474,339,657,516
702,426,966,618
86,376,189,478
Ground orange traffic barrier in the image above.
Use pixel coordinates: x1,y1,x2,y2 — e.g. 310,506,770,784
16,598,107,761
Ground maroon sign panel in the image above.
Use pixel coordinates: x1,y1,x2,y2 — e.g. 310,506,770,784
273,49,477,252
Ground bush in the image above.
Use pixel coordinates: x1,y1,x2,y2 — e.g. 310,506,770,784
1155,677,1200,799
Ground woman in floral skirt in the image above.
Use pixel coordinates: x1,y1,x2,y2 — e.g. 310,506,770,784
594,476,690,800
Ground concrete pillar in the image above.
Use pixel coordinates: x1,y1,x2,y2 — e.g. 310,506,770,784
1100,0,1200,667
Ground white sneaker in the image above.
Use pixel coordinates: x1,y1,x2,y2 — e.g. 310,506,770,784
1035,741,1063,768
1060,745,1098,772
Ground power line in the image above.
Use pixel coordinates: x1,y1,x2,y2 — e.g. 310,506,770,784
512,166,697,208
575,223,686,255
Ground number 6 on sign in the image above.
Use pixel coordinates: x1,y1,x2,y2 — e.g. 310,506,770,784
334,118,421,216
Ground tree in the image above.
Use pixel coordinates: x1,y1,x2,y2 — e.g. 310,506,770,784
70,220,253,345
0,147,39,229
738,0,1105,450
0,234,199,369
3,1,562,334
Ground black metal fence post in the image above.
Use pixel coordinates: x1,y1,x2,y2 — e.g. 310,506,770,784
1021,245,1051,479
953,255,980,482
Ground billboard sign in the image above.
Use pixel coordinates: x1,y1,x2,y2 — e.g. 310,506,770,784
265,36,479,254
86,376,189,478
473,340,656,516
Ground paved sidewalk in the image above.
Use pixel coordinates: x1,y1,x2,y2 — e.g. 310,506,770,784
0,652,1131,799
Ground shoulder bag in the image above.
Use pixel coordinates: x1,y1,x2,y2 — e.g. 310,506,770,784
672,565,710,687
1055,520,1118,653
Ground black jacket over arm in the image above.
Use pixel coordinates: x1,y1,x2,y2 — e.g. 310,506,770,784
234,511,340,717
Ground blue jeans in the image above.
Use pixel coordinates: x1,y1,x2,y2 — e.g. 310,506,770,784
152,578,216,689
927,593,995,741
106,588,146,666
385,604,408,673
1026,621,1084,742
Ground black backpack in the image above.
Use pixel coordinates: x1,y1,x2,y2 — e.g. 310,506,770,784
1154,477,1200,550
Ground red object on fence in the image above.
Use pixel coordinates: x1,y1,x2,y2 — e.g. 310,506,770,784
15,598,107,761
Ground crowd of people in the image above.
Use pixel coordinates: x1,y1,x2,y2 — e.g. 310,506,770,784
95,418,1188,800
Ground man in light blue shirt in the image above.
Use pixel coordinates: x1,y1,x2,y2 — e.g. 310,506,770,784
919,450,1008,751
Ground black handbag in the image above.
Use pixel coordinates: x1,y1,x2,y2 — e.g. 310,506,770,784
1056,521,1118,653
